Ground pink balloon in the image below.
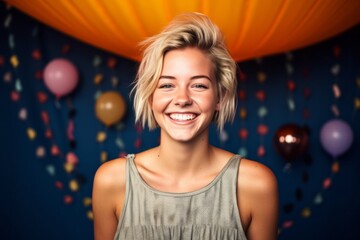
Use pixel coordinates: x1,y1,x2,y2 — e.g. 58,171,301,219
44,58,79,98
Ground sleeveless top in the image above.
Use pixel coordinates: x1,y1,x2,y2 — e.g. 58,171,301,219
114,154,247,240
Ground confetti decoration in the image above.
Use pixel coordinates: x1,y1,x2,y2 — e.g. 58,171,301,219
27,127,36,140
36,146,46,158
18,108,27,120
254,58,269,159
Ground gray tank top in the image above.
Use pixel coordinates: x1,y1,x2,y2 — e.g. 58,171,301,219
114,154,247,240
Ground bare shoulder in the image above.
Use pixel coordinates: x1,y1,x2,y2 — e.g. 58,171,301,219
92,157,127,208
237,158,279,238
238,158,278,197
92,158,128,239
93,157,127,191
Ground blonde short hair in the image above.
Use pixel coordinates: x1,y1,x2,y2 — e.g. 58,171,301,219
132,12,237,131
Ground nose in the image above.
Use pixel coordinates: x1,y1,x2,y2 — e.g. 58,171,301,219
174,88,192,107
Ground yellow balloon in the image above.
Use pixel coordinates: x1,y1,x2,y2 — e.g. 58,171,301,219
95,91,127,126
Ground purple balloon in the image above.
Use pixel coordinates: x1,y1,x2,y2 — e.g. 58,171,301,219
320,119,353,158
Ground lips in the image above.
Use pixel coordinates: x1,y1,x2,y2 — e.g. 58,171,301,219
169,113,197,121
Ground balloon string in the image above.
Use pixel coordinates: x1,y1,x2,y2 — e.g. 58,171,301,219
55,98,61,109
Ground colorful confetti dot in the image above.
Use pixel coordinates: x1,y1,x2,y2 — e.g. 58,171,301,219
10,90,20,101
287,98,295,111
238,71,246,81
239,108,247,119
282,220,293,229
64,195,73,205
255,90,266,101
285,62,294,75
111,76,119,87
66,152,78,165
86,210,94,220
18,108,27,121
93,55,102,67
219,130,229,142
46,164,55,176
331,104,340,116
257,71,266,83
354,98,360,109
64,162,75,174
45,129,53,139
0,55,4,66
32,49,42,60
115,137,125,149
301,207,312,218
3,71,12,83
332,83,341,98
331,64,340,75
36,146,46,158
37,91,48,104
332,161,340,173
257,106,268,118
257,145,266,157
83,197,92,207
97,131,107,142
134,138,142,149
4,14,12,28
10,55,19,68
314,193,323,204
107,57,117,69
93,73,103,85
69,179,79,192
27,128,36,140
15,78,22,92
323,177,332,189
100,151,108,163
238,147,247,157
287,80,296,92
257,124,269,135
51,144,61,156
238,90,246,100
55,181,64,189
238,128,248,139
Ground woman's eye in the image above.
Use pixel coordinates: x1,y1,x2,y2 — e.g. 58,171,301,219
159,84,173,89
193,84,208,89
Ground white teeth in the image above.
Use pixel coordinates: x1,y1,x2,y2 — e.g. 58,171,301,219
169,113,196,121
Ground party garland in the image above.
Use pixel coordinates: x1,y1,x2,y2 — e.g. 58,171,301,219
277,45,354,235
254,58,269,160
237,66,249,157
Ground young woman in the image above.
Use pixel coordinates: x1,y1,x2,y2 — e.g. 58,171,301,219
92,12,278,240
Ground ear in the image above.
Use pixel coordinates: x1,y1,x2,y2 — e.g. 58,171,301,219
215,100,220,111
148,94,153,109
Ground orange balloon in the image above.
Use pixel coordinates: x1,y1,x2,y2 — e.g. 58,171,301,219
6,0,360,62
95,91,126,126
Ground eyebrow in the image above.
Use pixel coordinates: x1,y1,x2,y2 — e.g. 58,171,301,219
159,75,212,81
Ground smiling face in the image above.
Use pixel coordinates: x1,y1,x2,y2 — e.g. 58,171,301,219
151,47,220,143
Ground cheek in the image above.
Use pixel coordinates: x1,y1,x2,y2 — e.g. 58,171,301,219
195,93,218,110
151,92,171,110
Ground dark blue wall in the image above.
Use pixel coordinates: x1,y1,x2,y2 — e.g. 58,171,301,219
1,3,359,240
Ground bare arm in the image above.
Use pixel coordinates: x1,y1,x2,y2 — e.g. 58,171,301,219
238,160,279,240
92,158,126,240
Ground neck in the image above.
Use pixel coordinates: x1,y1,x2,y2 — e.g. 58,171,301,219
155,131,214,175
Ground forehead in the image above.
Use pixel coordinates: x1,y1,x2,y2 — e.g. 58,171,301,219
161,47,214,76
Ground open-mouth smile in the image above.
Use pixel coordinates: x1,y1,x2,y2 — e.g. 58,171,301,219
168,113,198,121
